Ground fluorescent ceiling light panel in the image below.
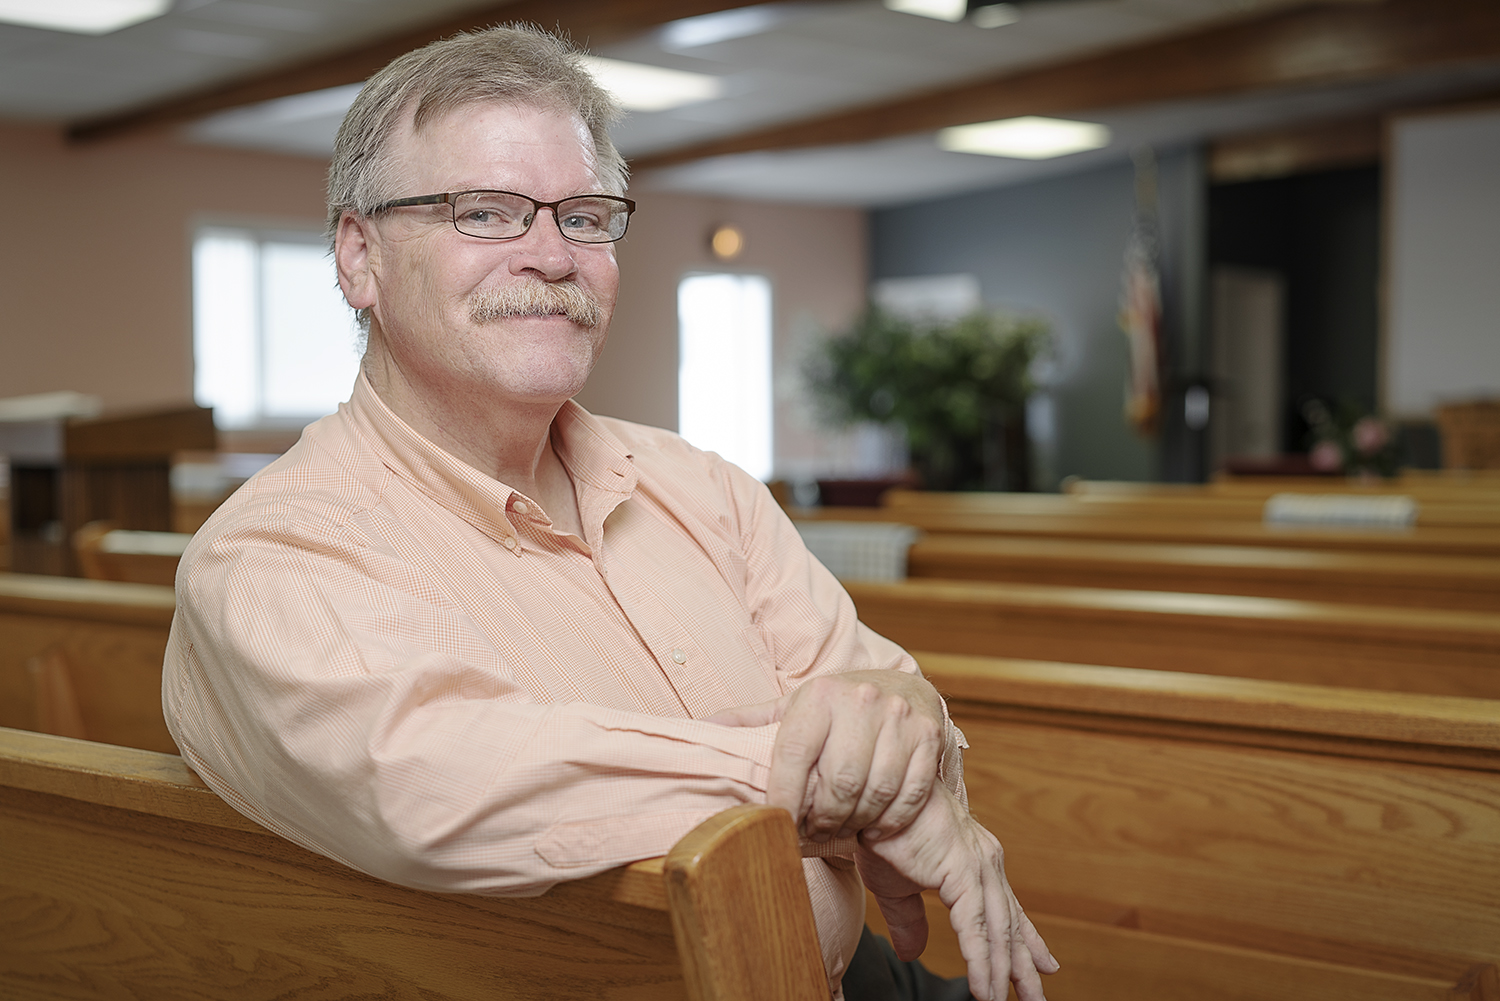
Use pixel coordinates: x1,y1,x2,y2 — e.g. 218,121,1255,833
0,0,170,33
939,116,1112,159
971,3,1020,28
661,5,785,49
883,0,966,23
581,56,722,111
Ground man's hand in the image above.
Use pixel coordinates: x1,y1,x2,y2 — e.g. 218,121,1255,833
857,784,1058,1001
706,670,944,843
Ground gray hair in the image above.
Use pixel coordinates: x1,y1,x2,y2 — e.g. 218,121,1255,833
328,25,627,338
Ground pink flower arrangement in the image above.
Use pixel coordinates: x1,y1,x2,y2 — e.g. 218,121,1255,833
1302,400,1398,478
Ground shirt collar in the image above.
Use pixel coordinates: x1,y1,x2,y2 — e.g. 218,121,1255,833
342,373,637,549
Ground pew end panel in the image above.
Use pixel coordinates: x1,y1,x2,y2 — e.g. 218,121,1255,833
904,654,1500,1000
0,573,176,753
0,728,828,1001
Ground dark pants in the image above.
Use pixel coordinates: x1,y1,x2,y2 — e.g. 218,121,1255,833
840,927,975,1001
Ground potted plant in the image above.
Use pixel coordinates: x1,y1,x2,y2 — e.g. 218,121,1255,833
805,305,1050,492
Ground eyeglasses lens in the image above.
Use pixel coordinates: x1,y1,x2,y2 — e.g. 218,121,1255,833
452,192,629,243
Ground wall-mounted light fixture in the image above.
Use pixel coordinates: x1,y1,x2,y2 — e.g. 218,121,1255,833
710,224,745,261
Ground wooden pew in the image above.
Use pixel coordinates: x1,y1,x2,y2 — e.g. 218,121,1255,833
0,727,828,1001
905,533,1500,613
793,503,1500,558
844,578,1500,698
0,572,175,752
72,520,189,587
877,653,1500,1001
1071,472,1500,504
880,486,1500,529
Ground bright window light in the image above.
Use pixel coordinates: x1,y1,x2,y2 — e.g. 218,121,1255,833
883,0,966,23
194,227,361,429
678,273,773,482
938,116,1112,159
580,56,722,111
0,0,170,34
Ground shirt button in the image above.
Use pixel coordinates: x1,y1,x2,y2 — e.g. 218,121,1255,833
672,648,687,664
502,537,517,550
513,501,529,515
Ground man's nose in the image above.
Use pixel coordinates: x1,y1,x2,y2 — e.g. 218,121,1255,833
507,208,577,281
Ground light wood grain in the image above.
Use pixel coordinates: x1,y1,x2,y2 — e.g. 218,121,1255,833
664,804,828,1001
0,728,827,1001
865,893,1492,1001
906,534,1500,612
862,659,1500,999
847,579,1500,697
794,506,1500,558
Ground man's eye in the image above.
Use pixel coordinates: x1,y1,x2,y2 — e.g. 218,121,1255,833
459,204,523,228
561,212,602,231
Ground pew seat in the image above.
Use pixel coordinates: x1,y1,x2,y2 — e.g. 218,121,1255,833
0,727,827,1001
905,533,1500,612
846,577,1500,697
887,653,1500,1001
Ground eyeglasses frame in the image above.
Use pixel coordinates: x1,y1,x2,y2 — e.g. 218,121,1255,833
370,189,636,245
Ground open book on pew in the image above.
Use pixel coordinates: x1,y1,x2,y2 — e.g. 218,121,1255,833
0,727,828,1001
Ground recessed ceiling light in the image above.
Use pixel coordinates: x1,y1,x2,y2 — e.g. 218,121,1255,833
883,0,966,24
938,116,1112,159
660,5,785,50
970,3,1020,28
0,0,171,34
580,56,722,112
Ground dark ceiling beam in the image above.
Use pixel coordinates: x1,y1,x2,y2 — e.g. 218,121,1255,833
67,0,749,143
631,0,1500,172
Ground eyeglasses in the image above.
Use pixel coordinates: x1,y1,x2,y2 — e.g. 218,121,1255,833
372,189,635,244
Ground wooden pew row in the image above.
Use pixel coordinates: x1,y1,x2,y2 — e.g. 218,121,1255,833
877,487,1500,530
876,654,1500,1001
794,504,1500,558
844,578,1500,698
905,533,1500,613
72,520,189,587
0,572,176,753
1070,473,1500,503
0,727,828,1001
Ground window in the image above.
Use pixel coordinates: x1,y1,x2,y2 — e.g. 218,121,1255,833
677,273,773,481
193,227,362,429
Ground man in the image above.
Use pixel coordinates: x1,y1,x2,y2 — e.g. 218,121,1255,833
163,25,1055,1001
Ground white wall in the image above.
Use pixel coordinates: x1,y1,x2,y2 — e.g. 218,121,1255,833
1386,104,1500,417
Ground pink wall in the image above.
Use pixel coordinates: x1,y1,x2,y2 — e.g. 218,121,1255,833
0,123,870,475
0,121,329,413
583,189,869,476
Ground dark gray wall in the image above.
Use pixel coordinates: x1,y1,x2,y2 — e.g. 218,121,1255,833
870,147,1207,489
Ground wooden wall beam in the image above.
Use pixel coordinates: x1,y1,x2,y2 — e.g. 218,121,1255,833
632,0,1500,171
67,0,750,144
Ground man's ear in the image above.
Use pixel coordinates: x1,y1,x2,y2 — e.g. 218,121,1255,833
335,212,380,311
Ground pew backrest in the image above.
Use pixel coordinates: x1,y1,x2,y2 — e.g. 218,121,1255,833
0,727,826,1001
72,519,189,587
904,654,1500,1000
0,572,175,751
846,577,1500,697
905,533,1500,612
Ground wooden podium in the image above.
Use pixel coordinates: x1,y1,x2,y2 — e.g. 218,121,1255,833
1,406,215,576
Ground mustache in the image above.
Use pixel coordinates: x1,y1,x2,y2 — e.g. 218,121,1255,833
468,281,604,328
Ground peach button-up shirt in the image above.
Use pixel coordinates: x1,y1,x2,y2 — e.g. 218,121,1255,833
163,375,966,997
